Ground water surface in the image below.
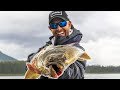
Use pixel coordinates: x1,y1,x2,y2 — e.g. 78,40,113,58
0,74,120,79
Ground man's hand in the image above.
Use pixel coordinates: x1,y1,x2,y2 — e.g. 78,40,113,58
26,60,41,74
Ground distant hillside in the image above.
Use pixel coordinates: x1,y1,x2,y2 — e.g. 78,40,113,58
0,51,18,61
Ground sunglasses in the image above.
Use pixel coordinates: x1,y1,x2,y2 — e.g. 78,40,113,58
49,21,67,29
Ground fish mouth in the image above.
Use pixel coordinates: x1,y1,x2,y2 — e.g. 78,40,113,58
49,64,64,79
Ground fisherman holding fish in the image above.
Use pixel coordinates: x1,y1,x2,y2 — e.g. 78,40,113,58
27,11,87,79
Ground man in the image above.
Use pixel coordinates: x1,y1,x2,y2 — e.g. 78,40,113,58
27,11,86,79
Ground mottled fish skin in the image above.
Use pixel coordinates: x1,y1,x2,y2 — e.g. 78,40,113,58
24,44,91,79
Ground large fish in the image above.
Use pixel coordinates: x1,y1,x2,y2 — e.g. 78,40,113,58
24,44,91,79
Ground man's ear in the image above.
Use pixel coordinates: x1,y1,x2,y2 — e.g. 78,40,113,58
48,27,56,36
68,21,72,28
49,26,53,33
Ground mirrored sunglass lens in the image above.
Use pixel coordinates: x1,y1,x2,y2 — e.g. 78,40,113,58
59,21,67,27
50,24,57,29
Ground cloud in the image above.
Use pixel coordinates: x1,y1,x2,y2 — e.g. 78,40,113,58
67,11,120,43
0,41,34,60
0,11,52,38
82,37,120,66
0,11,52,49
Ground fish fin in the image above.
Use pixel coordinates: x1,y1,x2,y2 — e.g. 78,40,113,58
26,63,35,71
24,63,41,79
24,69,41,79
78,52,91,61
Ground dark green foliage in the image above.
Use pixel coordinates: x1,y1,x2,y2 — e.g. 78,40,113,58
86,65,120,73
0,61,26,75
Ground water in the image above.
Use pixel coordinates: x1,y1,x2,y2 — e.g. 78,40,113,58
0,74,120,79
85,73,120,79
0,76,24,79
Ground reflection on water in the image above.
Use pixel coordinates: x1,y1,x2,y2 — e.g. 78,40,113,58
0,74,120,79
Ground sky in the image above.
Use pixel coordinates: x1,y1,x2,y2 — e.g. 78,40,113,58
0,11,120,66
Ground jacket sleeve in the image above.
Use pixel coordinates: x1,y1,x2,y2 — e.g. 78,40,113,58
58,61,85,79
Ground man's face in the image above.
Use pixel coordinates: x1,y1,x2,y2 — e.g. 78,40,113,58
49,18,72,37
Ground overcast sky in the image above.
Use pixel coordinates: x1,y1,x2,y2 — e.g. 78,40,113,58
0,11,120,66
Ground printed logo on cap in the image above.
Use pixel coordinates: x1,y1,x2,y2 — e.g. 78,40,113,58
50,11,62,18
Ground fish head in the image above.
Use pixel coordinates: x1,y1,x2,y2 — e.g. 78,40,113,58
24,58,50,79
24,60,41,79
44,53,66,79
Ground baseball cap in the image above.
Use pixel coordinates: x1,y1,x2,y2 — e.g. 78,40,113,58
49,11,70,24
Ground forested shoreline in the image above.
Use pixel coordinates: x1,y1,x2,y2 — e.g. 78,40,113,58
86,65,120,73
0,61,26,75
0,61,120,75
